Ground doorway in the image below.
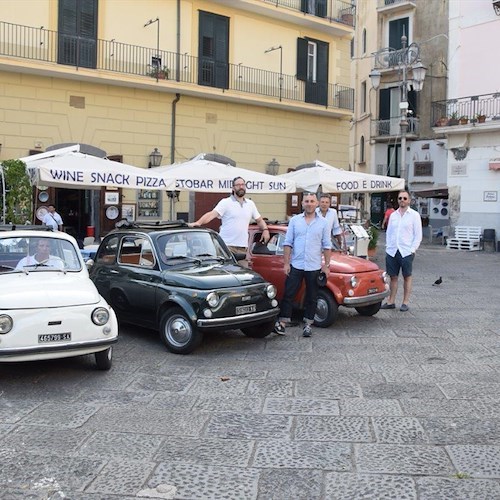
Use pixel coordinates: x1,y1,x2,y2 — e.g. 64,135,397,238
55,188,91,241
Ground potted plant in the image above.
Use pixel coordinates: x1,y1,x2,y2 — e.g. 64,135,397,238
448,112,459,126
148,66,170,80
459,115,469,125
435,117,449,127
367,226,379,257
475,112,486,123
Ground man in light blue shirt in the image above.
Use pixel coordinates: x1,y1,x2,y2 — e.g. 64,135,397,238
316,193,343,249
381,189,422,312
274,192,331,337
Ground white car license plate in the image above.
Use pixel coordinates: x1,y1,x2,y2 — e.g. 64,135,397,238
367,287,378,294
236,304,256,315
38,333,71,343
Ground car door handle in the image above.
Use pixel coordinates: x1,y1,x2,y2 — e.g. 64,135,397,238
109,269,120,274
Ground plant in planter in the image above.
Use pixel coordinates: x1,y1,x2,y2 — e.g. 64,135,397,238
459,115,469,125
475,112,486,123
435,117,449,127
448,111,459,126
148,66,170,80
367,226,379,255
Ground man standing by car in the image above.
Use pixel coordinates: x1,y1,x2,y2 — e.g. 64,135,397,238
274,192,331,337
189,177,270,257
381,190,422,312
316,193,343,249
42,204,63,231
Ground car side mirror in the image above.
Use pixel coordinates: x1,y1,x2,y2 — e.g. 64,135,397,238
233,252,247,261
85,259,94,269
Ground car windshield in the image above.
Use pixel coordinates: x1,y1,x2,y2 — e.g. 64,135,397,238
157,231,232,266
0,236,82,273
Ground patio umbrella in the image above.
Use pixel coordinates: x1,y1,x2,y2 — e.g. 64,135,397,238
277,160,404,193
21,148,174,191
151,153,296,193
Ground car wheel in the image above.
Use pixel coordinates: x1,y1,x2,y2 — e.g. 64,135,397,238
241,320,275,338
159,307,202,354
95,346,112,370
314,289,338,328
355,302,381,316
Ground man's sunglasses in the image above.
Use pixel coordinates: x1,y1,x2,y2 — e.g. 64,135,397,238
398,196,408,200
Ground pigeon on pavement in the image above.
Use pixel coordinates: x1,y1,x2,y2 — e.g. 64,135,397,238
433,276,443,286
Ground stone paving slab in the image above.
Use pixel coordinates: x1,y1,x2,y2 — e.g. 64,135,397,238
0,244,499,497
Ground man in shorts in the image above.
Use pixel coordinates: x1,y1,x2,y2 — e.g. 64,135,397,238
380,190,422,312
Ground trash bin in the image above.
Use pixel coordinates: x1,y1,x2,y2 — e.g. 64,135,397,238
86,226,95,238
483,229,496,252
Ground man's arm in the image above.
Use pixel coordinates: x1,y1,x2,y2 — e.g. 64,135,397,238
322,248,331,275
188,209,220,227
255,216,270,243
283,245,291,275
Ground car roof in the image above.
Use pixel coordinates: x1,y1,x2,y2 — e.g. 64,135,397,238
107,219,215,237
0,228,77,243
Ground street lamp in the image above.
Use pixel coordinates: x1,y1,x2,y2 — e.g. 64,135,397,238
264,45,283,102
148,147,163,167
370,34,427,186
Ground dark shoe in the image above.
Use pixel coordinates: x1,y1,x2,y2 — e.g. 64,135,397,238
274,321,286,336
302,324,312,337
400,304,409,312
380,303,396,310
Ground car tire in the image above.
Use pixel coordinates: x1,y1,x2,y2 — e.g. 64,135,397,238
241,320,275,338
355,302,381,316
314,289,338,328
95,346,112,370
159,307,202,354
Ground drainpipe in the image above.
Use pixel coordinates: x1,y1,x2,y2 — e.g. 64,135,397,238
169,93,181,219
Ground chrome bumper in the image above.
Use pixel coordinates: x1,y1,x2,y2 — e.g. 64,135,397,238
197,307,279,328
343,290,389,307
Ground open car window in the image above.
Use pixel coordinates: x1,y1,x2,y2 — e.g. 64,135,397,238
251,232,283,255
118,236,156,267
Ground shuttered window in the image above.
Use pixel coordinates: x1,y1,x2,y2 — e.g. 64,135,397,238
58,0,98,68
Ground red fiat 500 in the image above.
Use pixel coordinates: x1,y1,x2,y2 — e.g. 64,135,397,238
247,223,390,327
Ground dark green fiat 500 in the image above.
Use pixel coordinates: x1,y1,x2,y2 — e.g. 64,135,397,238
89,221,279,354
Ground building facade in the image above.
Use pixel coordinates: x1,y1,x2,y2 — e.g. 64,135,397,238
0,0,355,238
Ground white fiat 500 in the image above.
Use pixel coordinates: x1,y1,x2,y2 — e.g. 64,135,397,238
0,228,118,370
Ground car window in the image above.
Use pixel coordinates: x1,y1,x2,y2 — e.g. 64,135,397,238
250,232,282,256
95,236,118,265
118,235,155,267
0,236,81,272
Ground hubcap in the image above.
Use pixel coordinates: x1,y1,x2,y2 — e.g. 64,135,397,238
314,297,328,323
166,316,192,347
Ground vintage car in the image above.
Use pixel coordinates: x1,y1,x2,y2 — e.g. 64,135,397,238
88,221,279,354
247,223,390,327
0,227,118,370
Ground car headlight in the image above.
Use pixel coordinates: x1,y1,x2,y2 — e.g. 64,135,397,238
266,284,277,299
350,276,359,288
0,315,13,334
206,292,220,308
92,307,110,326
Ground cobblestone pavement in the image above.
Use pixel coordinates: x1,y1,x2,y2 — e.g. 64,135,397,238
1,241,500,499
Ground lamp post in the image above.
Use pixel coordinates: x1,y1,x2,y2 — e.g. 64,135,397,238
144,17,160,82
265,45,283,102
369,34,426,187
148,147,163,168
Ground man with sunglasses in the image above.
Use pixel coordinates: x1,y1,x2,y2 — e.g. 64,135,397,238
381,189,422,312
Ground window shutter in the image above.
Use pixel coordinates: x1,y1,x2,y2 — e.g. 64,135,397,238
379,89,391,120
296,38,308,81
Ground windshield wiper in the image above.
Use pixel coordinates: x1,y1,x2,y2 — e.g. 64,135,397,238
194,253,225,263
164,255,202,265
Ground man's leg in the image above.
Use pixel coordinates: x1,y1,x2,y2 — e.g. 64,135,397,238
302,270,320,337
383,252,400,307
275,266,303,334
401,253,415,308
402,275,413,305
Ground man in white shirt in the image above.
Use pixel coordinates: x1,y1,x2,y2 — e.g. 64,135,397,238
16,239,64,269
316,193,343,249
42,204,63,231
381,190,422,312
189,177,270,256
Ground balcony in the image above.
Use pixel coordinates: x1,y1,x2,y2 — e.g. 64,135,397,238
432,92,500,130
376,0,416,14
371,116,420,141
0,21,354,115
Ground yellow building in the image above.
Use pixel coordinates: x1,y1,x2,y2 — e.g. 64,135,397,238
0,0,354,238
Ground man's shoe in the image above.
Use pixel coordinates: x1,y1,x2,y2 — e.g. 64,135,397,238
302,324,312,337
400,304,409,312
380,303,396,310
274,321,286,336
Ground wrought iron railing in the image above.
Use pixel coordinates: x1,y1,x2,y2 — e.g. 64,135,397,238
377,0,416,9
261,0,355,26
0,21,354,111
431,92,500,126
371,117,420,137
